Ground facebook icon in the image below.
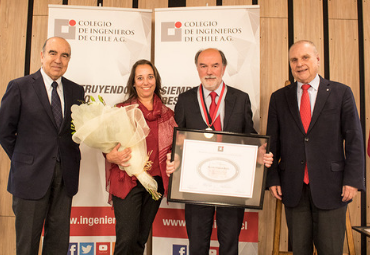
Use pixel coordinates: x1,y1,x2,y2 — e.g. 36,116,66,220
173,244,187,255
68,243,78,255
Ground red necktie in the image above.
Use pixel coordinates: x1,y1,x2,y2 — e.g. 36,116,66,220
300,84,311,184
209,91,222,131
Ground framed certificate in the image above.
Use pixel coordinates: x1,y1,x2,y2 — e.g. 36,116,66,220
352,226,370,237
168,127,270,209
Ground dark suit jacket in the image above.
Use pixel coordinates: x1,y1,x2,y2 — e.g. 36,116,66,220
0,70,85,200
266,76,365,210
175,85,256,134
175,84,257,250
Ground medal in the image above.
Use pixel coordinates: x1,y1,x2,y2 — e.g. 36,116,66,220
198,83,226,130
198,83,226,139
204,127,214,138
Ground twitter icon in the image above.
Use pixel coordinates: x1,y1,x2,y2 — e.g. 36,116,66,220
80,242,94,255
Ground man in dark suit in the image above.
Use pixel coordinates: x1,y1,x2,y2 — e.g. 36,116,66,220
266,40,365,254
167,48,273,255
0,37,84,255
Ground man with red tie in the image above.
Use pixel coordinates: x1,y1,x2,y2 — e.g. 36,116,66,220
167,48,273,255
266,40,365,254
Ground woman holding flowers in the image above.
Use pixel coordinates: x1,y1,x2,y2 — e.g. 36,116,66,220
105,59,177,255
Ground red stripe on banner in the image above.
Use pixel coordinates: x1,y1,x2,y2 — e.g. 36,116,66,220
69,207,116,236
152,208,258,242
152,208,188,239
238,211,258,242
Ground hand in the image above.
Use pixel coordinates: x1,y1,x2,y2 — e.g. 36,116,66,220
257,143,274,168
269,185,282,200
166,153,180,177
106,143,131,167
263,152,274,168
341,185,358,202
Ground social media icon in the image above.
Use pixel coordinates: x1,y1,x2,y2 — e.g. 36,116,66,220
97,242,110,255
80,242,94,255
68,243,78,255
209,247,219,255
173,244,187,255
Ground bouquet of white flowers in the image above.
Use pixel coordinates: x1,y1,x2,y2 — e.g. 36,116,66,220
71,96,161,200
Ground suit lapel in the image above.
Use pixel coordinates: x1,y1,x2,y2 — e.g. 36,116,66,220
223,86,235,130
308,77,330,133
285,83,306,134
31,70,58,129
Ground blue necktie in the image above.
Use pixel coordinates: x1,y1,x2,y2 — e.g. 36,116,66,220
51,81,63,129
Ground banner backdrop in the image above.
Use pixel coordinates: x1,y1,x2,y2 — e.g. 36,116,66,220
153,6,260,255
48,5,152,255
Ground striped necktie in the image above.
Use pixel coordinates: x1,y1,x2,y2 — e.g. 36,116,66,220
51,81,63,129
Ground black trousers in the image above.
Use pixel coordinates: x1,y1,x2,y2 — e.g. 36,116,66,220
12,162,72,255
185,204,244,255
285,184,347,255
112,176,164,255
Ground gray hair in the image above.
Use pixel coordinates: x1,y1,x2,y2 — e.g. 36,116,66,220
194,48,227,66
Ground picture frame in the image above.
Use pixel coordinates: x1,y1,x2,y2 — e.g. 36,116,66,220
168,127,270,209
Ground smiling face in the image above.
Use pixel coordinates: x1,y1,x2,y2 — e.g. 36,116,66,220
196,49,226,91
41,37,71,80
289,41,320,84
134,64,156,101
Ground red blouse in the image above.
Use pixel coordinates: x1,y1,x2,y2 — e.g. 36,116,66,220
105,95,176,202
